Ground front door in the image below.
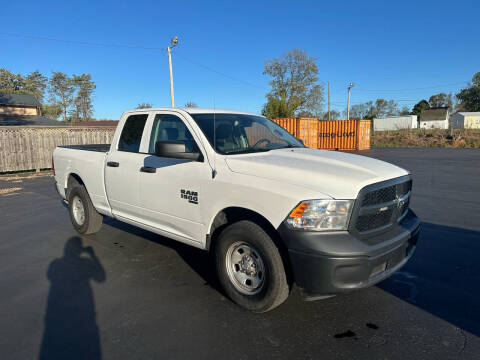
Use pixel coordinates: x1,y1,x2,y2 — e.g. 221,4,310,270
138,112,210,244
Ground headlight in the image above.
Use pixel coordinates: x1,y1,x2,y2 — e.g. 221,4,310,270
285,200,354,231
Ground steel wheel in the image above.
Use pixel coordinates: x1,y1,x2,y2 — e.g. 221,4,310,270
72,196,85,226
225,241,266,295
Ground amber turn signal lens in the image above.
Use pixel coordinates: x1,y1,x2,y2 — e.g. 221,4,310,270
289,201,309,218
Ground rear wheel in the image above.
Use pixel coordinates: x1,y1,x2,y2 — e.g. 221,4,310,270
215,220,289,312
67,185,103,234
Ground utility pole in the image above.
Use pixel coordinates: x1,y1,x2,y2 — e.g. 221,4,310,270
167,36,178,108
328,82,331,121
347,82,354,120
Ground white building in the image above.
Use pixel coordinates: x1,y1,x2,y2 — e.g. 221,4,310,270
419,107,450,129
450,112,480,129
373,115,418,131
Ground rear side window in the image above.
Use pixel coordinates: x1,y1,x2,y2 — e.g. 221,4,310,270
118,114,148,152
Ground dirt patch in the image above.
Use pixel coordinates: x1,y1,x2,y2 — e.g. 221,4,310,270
0,187,22,196
0,172,52,182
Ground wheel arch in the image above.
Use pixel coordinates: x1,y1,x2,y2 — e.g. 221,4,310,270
207,206,293,286
65,172,86,199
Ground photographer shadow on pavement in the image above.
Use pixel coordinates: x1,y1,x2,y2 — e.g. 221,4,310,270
39,236,106,360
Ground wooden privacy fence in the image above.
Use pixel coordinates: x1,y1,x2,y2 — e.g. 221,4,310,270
0,127,115,172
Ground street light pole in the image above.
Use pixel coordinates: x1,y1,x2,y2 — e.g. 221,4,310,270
347,82,354,120
167,36,178,108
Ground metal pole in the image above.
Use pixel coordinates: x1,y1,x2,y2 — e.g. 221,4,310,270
328,82,331,121
168,46,175,108
347,86,351,120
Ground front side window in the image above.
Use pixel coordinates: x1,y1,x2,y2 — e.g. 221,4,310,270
149,114,197,154
118,114,148,152
191,113,304,154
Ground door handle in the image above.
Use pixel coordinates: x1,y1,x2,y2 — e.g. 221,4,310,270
140,166,156,173
107,161,120,167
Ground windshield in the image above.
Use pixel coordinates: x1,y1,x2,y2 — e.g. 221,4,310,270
190,113,304,154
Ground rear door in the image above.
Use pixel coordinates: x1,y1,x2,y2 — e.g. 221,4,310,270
137,111,210,244
105,113,150,222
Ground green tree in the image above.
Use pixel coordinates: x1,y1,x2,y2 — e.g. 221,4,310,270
262,96,291,118
0,69,25,93
136,102,152,109
297,110,315,117
262,49,323,119
411,99,430,116
348,103,371,119
184,101,197,108
398,105,411,115
24,70,48,102
71,74,96,122
41,104,62,120
345,99,398,119
374,98,398,117
322,109,341,120
428,93,453,108
49,72,74,121
456,72,480,112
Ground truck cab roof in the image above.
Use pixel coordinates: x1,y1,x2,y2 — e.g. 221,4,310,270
123,107,260,117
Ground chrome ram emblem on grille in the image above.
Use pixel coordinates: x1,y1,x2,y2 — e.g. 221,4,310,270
396,194,406,209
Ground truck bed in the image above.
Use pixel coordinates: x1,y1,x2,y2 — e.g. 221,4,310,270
53,144,110,215
58,144,111,152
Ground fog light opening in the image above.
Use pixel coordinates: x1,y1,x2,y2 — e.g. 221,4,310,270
371,262,387,278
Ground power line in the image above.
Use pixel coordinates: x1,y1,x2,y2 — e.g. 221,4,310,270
0,31,268,91
353,82,467,92
174,53,268,90
0,32,469,97
0,31,166,51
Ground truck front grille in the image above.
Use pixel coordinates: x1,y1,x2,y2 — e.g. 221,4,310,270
361,185,396,206
356,209,394,232
352,178,412,235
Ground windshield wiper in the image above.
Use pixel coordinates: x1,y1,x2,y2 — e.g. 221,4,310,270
223,148,271,155
273,144,302,150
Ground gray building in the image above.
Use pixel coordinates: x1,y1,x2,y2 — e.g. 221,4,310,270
0,92,65,126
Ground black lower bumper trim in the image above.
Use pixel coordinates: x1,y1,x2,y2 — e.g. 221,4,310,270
278,210,420,296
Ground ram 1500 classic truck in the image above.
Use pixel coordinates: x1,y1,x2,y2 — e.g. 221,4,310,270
53,108,420,312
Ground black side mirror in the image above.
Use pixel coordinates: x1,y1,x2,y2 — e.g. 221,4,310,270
155,141,202,161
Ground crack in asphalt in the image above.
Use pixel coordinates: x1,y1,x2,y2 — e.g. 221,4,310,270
457,327,467,355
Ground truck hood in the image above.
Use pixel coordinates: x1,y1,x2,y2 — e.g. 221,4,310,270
225,148,408,199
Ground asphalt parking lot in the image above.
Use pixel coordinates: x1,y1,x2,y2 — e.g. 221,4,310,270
0,148,479,359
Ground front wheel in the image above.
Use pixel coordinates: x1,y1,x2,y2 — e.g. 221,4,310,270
215,220,289,312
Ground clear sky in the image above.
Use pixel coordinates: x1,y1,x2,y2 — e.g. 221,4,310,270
2,0,479,119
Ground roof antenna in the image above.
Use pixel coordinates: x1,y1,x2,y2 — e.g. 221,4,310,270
212,97,217,179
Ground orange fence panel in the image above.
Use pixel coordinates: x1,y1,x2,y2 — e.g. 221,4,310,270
357,120,371,150
297,118,318,148
273,118,371,150
318,120,357,150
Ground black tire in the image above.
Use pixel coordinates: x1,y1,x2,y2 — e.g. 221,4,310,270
67,184,103,235
215,220,289,312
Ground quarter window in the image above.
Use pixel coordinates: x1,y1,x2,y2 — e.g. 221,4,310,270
118,114,148,152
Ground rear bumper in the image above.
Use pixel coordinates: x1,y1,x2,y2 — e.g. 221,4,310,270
278,209,420,297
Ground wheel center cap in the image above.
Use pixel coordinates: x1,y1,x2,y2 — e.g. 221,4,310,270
240,256,256,275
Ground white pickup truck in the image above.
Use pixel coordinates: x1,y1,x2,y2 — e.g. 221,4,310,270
53,108,420,312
